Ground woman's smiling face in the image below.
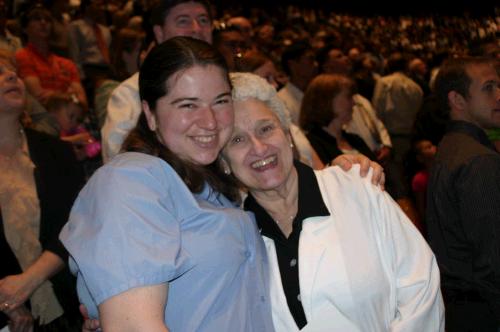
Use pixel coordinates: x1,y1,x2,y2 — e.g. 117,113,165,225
221,97,294,193
143,64,234,166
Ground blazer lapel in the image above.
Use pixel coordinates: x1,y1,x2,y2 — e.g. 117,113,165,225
299,214,358,327
298,216,328,316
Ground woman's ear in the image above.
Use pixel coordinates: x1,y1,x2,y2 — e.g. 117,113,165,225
142,100,157,131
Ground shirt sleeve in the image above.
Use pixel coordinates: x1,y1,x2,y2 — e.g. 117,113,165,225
60,156,193,308
372,179,444,331
372,79,390,119
360,96,393,148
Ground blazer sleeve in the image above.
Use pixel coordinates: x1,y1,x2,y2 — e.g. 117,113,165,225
373,188,445,331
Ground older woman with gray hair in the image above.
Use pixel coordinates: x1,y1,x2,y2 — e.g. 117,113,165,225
234,51,325,170
220,72,445,331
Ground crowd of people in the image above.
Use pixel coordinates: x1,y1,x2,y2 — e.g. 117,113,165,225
0,0,499,331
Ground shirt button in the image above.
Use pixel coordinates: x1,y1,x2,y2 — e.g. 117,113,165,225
260,296,266,302
290,258,297,267
297,294,302,302
245,251,251,258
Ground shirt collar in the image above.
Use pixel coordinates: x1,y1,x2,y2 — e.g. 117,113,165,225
446,120,497,152
244,160,330,239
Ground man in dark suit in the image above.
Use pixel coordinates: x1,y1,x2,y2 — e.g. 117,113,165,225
427,56,500,332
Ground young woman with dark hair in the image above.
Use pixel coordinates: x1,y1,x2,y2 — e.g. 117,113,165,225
60,37,274,332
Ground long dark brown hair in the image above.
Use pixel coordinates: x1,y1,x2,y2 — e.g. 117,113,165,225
123,37,240,201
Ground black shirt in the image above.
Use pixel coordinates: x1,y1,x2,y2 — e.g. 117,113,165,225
426,121,500,319
244,161,330,329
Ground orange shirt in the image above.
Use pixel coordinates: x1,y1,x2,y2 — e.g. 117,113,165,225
16,43,80,94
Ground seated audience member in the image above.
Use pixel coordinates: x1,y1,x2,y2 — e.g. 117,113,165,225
317,45,352,76
46,96,101,160
427,56,500,332
0,0,22,53
68,0,111,79
301,73,421,226
317,47,392,164
46,0,72,58
16,4,87,107
300,74,376,163
0,49,84,332
213,25,248,71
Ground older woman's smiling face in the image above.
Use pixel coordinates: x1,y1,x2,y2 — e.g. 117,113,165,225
222,97,295,193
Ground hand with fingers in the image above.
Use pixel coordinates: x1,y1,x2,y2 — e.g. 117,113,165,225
331,154,385,190
80,304,101,332
0,274,34,313
4,304,34,332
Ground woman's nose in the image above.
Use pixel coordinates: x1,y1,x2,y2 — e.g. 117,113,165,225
198,106,217,130
249,136,267,154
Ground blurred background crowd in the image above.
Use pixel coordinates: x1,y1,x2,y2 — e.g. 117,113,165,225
0,0,498,329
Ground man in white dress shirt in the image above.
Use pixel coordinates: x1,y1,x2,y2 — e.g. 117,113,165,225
372,52,423,164
100,0,213,162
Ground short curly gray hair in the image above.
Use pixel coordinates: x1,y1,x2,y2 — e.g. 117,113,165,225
230,72,291,130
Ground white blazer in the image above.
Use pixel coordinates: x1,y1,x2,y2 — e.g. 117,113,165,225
262,166,444,332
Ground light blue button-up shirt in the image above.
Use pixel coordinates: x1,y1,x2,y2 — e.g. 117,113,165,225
60,152,274,331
